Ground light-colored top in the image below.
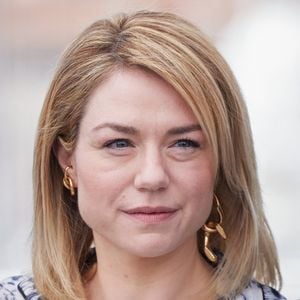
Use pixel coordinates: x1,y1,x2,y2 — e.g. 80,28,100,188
0,275,287,299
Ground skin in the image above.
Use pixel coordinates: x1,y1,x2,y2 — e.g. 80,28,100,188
58,68,216,299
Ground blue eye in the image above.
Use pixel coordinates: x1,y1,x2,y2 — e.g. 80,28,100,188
104,139,132,149
174,139,200,148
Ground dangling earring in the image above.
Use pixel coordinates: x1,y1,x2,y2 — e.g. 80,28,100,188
63,166,75,196
201,195,227,264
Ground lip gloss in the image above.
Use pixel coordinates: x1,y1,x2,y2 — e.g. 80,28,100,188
127,211,176,224
122,206,178,224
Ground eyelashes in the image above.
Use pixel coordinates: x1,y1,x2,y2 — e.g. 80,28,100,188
103,139,133,149
102,138,201,154
172,139,200,149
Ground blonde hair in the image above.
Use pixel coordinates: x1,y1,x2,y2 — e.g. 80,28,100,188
32,11,282,299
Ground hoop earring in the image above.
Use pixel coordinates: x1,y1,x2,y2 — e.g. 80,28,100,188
201,195,227,264
63,166,75,196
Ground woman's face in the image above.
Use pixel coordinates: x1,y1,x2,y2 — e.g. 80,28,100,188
67,68,216,257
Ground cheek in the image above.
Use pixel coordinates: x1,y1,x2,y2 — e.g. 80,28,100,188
76,172,106,229
74,161,113,225
174,161,216,225
74,154,132,229
74,149,118,199
175,157,216,195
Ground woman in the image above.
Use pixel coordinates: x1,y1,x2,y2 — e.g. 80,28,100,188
0,11,286,299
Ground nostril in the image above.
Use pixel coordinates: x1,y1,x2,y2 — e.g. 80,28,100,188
133,151,170,191
134,169,169,192
134,177,169,192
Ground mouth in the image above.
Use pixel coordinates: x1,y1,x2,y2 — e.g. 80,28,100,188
122,206,178,224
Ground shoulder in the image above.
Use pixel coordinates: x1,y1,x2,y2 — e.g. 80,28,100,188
0,275,41,299
235,280,287,300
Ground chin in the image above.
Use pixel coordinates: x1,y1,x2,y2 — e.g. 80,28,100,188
121,234,182,258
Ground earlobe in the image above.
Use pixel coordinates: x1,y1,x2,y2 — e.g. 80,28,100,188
54,137,77,184
63,166,76,196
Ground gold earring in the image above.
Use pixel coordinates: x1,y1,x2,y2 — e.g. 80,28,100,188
202,195,227,264
63,166,75,196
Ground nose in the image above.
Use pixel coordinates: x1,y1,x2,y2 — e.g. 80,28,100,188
134,148,170,192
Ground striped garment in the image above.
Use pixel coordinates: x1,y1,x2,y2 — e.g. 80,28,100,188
0,275,287,299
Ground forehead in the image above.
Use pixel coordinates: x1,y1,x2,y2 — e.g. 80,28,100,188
80,68,198,129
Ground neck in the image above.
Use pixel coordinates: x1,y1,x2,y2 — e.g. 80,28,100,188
86,236,215,300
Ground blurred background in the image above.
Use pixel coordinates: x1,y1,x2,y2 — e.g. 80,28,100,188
0,0,299,298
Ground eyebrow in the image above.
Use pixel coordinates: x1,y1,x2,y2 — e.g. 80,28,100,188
92,123,137,134
167,124,202,135
91,123,201,135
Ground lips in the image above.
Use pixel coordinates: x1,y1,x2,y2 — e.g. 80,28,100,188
125,206,177,214
122,206,178,224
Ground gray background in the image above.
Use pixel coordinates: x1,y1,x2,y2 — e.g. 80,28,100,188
0,0,299,298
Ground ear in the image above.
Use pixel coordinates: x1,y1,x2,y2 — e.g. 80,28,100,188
54,137,77,185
